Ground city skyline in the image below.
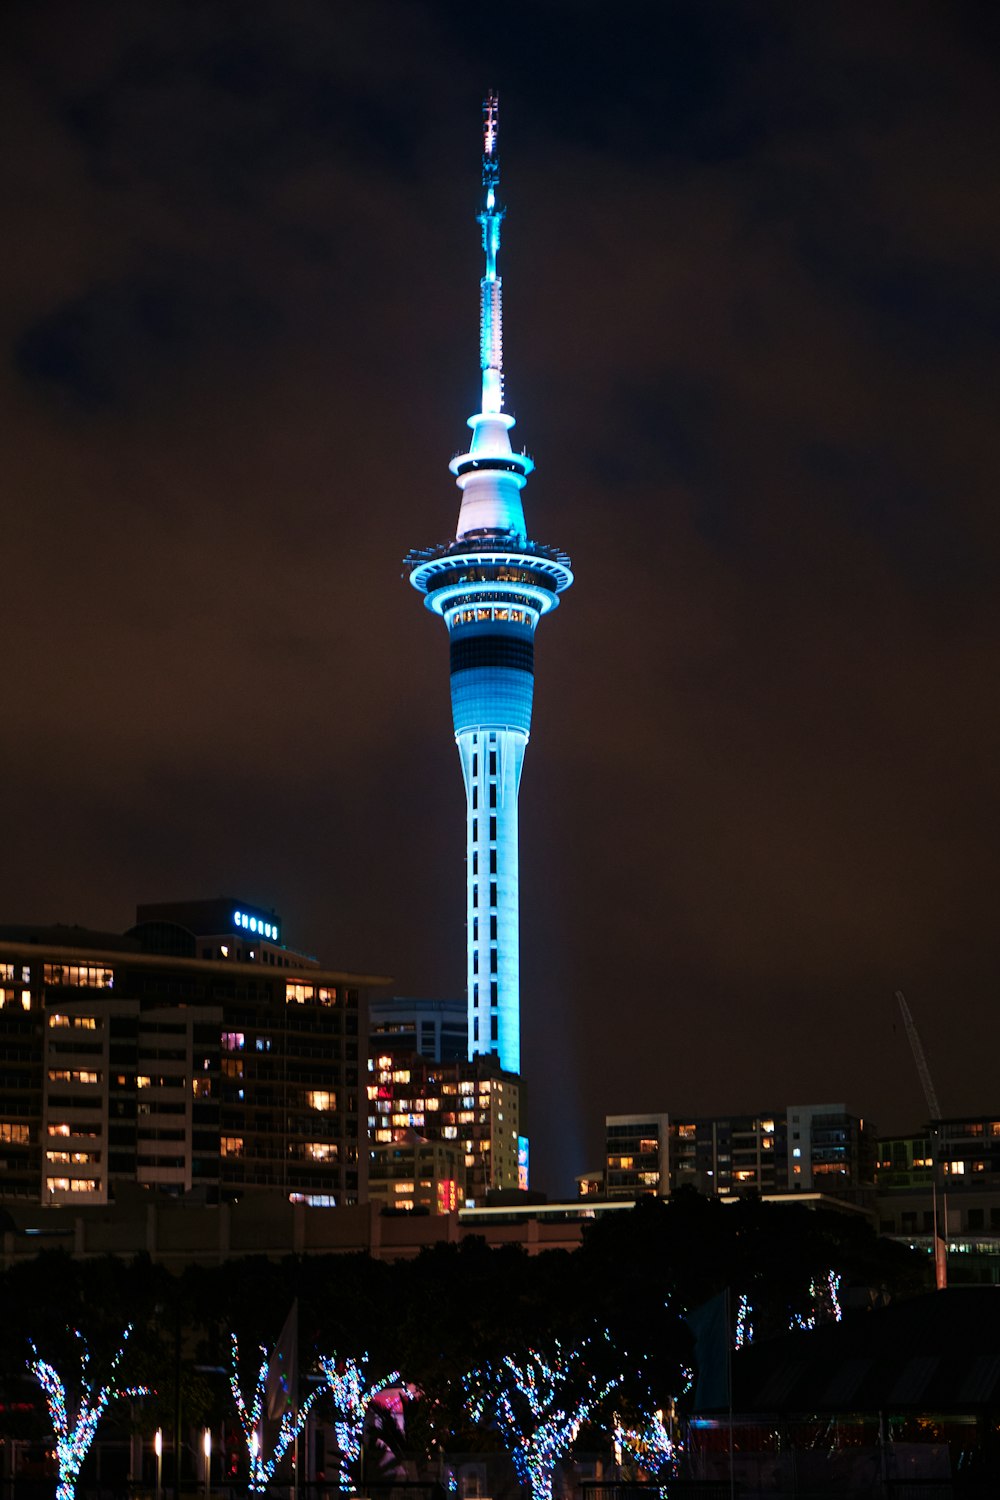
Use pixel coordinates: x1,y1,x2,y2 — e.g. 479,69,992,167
2,6,999,1193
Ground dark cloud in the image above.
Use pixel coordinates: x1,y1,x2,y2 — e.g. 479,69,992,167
1,1,999,1192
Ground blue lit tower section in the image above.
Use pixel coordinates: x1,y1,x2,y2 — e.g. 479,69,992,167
406,94,573,1076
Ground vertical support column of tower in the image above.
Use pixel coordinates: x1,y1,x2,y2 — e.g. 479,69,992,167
405,93,573,1077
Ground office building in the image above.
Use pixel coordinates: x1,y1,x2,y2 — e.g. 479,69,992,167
405,93,572,1076
368,996,467,1063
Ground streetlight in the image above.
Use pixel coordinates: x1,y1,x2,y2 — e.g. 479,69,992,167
203,1428,211,1500
154,1429,163,1500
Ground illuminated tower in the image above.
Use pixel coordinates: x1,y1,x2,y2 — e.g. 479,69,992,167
406,94,573,1075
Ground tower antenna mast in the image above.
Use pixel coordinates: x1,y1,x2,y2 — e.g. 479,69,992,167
478,89,505,415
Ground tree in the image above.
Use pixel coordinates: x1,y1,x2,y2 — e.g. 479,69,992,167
613,1408,677,1480
465,1340,618,1500
27,1326,149,1500
317,1354,400,1491
229,1331,321,1494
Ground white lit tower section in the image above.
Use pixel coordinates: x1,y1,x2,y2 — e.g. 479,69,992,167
406,94,573,1076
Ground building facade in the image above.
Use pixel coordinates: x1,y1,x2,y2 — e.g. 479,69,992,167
405,94,572,1077
368,996,467,1063
0,900,387,1207
876,1116,1000,1243
601,1104,874,1202
367,1049,520,1206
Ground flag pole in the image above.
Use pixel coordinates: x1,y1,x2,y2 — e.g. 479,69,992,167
727,1287,735,1500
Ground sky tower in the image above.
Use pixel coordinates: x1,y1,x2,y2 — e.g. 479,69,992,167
406,94,573,1077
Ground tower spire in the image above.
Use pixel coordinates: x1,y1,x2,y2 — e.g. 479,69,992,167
479,90,504,415
447,91,533,542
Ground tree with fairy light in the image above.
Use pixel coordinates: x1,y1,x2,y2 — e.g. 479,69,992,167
317,1353,401,1490
464,1339,619,1500
27,1325,150,1500
229,1330,321,1494
613,1408,678,1480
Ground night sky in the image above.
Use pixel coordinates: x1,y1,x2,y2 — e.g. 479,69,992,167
3,3,1000,1195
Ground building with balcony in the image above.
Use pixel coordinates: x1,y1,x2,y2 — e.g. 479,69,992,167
367,1050,520,1205
0,899,388,1207
599,1104,874,1203
876,1117,1000,1253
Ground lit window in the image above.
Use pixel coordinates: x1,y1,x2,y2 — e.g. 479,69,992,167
306,1090,335,1111
220,1137,244,1157
44,964,114,990
304,1142,338,1162
0,1122,29,1143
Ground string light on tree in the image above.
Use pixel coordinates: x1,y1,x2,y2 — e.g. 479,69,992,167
27,1326,150,1500
317,1354,400,1490
465,1341,619,1500
229,1334,320,1494
734,1294,754,1350
789,1269,844,1331
613,1410,677,1479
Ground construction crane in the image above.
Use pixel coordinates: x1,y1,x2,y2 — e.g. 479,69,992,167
895,990,942,1122
895,989,947,1289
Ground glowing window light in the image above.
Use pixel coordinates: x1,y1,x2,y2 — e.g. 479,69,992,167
304,1142,338,1162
